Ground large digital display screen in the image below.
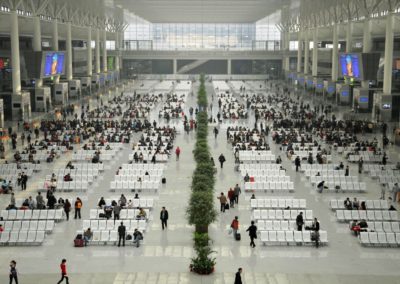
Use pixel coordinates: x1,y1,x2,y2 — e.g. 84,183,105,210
340,54,361,79
359,97,368,103
43,52,65,77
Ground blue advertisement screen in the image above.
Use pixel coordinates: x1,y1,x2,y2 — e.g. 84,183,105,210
43,52,64,77
341,90,349,97
327,86,335,93
340,54,361,79
359,97,368,103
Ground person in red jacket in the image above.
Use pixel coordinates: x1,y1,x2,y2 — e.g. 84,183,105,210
231,216,239,239
57,259,69,284
175,146,181,161
227,188,235,208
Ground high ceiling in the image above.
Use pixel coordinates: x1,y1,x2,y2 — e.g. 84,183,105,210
112,0,286,23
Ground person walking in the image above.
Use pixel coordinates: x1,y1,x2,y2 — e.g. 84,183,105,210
234,268,242,284
218,153,226,169
64,199,71,221
217,192,228,212
175,146,181,161
296,212,304,231
160,207,169,230
230,216,239,240
392,183,400,202
74,197,82,219
228,188,235,208
358,157,363,174
9,260,18,284
233,184,241,204
117,222,126,247
57,259,69,284
345,165,349,176
246,221,257,248
295,156,301,172
312,217,320,248
213,127,219,139
20,172,28,190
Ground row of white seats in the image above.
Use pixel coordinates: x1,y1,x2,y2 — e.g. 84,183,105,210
120,163,164,170
247,176,291,183
0,169,34,176
257,220,313,231
114,175,161,182
250,198,306,209
315,182,367,192
45,175,94,183
330,200,389,210
363,164,397,173
1,209,64,221
0,230,45,246
371,171,399,178
0,163,42,171
73,163,105,171
305,169,345,177
83,219,147,231
240,170,286,177
239,164,281,171
300,164,339,171
310,176,359,184
260,230,328,245
245,182,294,192
253,209,313,220
50,169,100,177
128,154,169,162
336,210,398,222
110,181,160,191
0,220,54,232
99,198,154,208
366,221,400,233
359,231,400,246
117,169,163,176
239,154,275,162
348,154,384,163
45,181,89,192
379,176,400,185
75,230,142,246
72,153,113,161
89,209,150,220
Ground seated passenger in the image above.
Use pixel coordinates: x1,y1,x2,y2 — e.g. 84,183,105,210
98,197,106,208
83,228,93,246
344,198,352,210
132,228,143,248
137,208,147,219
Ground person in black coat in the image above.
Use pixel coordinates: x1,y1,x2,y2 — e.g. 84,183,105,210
234,268,242,284
296,212,304,231
246,221,257,248
160,207,169,230
218,154,226,169
118,222,126,247
295,156,301,172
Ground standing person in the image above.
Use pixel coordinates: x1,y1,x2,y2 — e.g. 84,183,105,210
217,192,228,212
296,212,304,231
230,216,239,240
57,259,69,284
175,146,181,161
27,133,31,145
233,184,241,204
34,127,39,139
358,157,363,174
21,132,25,146
218,153,226,169
246,221,257,248
9,260,18,284
213,127,219,139
345,165,349,176
228,188,235,208
312,217,320,248
160,207,169,230
74,197,82,219
20,172,28,190
64,199,71,221
234,268,242,284
295,156,301,172
392,183,400,202
113,203,121,223
117,222,126,247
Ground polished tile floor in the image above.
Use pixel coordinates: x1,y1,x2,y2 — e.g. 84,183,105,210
1,81,400,284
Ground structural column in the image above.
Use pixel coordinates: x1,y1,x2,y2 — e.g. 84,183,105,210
33,16,42,87
114,32,119,72
52,20,60,83
297,32,302,73
303,31,309,74
87,28,93,77
173,59,177,74
311,28,318,77
102,29,107,73
283,31,290,72
95,29,101,73
345,22,353,53
10,10,21,94
331,24,339,82
361,18,373,88
66,21,73,81
383,13,394,95
227,59,231,75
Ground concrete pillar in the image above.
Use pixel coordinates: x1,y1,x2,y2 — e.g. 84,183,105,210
227,59,231,75
95,29,101,73
304,31,309,74
66,21,73,81
297,32,302,73
52,20,60,83
312,28,318,77
173,59,177,74
10,10,21,94
115,32,120,71
362,18,373,88
119,31,124,71
87,28,92,77
346,21,353,53
102,30,107,73
331,24,339,82
283,32,290,72
383,13,394,95
33,16,42,87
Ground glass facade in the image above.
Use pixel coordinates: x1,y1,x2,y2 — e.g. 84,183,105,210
124,13,281,51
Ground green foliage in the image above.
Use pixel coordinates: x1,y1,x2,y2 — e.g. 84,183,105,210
186,191,217,227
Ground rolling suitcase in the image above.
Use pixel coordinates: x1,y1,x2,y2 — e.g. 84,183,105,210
235,232,241,241
162,177,166,184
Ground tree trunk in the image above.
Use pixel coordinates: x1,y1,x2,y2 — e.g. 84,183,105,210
195,225,208,234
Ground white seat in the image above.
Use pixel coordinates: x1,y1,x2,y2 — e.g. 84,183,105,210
294,231,303,242
268,231,277,243
359,232,370,245
302,231,311,243
277,230,286,243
